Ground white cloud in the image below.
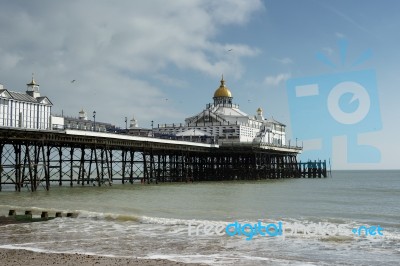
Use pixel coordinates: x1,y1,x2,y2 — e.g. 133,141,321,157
322,47,334,55
335,32,345,38
153,74,188,89
0,49,23,69
264,73,291,86
0,0,263,126
275,57,293,65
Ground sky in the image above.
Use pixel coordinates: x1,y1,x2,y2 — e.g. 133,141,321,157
0,0,399,170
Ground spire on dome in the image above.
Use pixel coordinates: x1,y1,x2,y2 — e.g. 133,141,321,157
79,108,88,120
26,73,41,98
27,73,39,86
130,115,138,128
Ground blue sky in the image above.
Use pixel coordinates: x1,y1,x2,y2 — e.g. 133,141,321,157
0,0,398,169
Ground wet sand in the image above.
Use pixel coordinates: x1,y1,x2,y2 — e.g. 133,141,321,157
0,248,204,266
0,217,204,265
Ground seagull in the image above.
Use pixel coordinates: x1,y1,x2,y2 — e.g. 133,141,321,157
228,49,233,52
71,80,76,83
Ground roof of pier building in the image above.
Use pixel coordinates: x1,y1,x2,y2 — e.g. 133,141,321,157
186,77,278,126
0,77,52,106
155,77,288,144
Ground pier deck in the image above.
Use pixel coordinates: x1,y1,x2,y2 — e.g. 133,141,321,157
0,128,327,192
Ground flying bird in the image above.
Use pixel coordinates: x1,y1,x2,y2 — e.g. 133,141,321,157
228,49,233,52
71,80,76,83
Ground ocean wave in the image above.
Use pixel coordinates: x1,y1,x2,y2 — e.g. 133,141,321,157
2,204,399,242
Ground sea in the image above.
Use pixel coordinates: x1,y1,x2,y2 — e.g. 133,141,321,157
0,170,399,265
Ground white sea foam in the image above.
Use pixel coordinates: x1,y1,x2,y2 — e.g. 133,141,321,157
0,214,398,265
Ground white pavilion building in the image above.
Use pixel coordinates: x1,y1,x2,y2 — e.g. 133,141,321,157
155,77,286,145
0,76,52,129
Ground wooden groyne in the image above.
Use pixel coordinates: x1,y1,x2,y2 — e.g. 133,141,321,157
0,128,327,192
0,210,78,225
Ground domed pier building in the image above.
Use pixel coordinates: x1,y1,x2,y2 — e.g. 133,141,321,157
155,77,288,146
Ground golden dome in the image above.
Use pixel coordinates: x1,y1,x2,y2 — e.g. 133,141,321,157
27,74,38,86
213,76,232,98
257,107,263,113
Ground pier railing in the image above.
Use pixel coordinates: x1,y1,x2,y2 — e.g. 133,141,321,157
219,141,303,152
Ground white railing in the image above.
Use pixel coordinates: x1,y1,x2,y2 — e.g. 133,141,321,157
219,141,302,151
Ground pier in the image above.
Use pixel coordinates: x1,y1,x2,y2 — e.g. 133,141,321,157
0,127,327,192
